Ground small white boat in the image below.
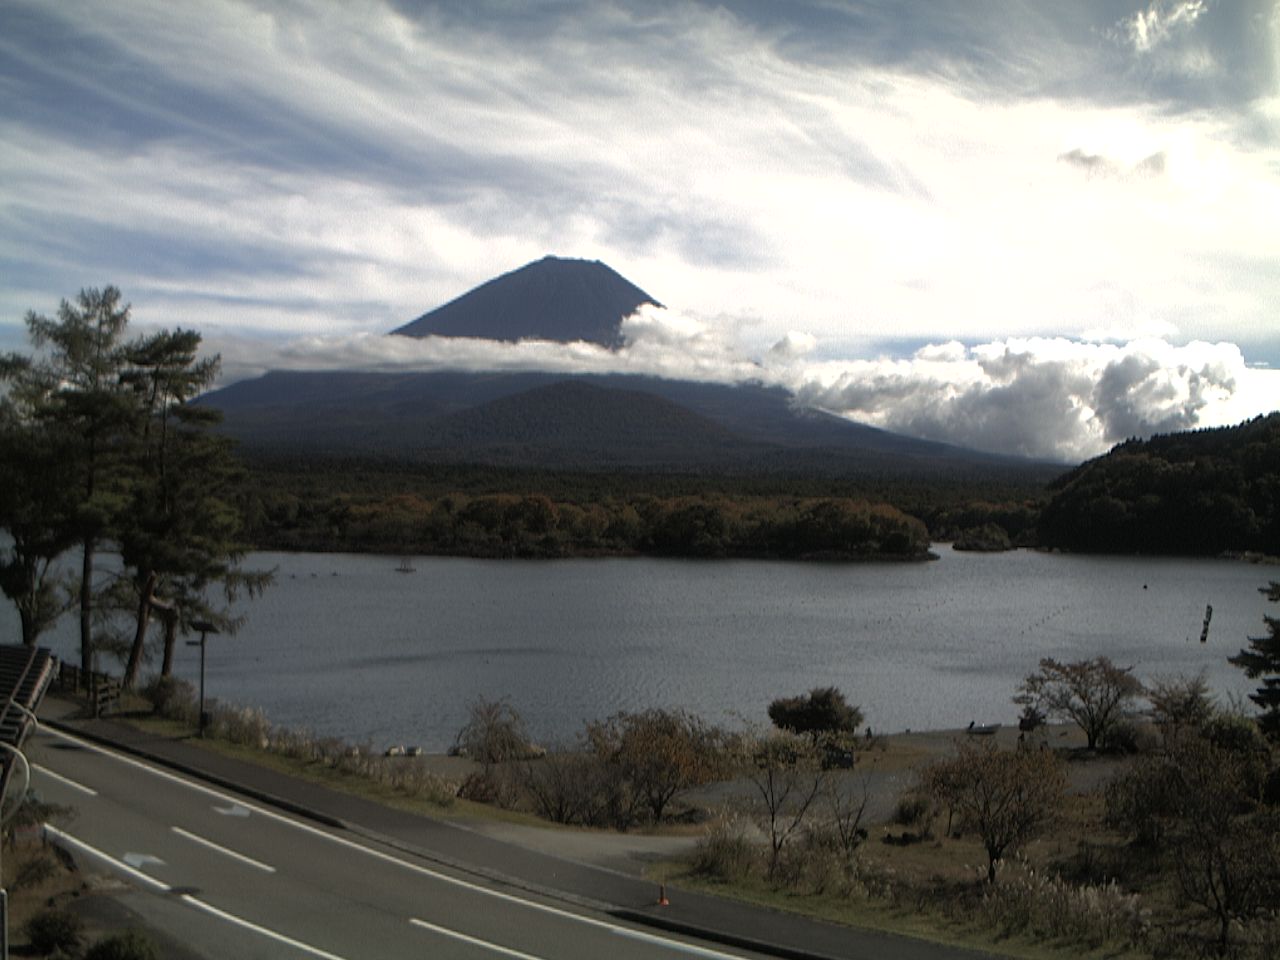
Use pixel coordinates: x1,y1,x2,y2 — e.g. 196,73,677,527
396,557,416,573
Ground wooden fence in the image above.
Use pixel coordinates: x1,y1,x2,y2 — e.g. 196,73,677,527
56,663,122,718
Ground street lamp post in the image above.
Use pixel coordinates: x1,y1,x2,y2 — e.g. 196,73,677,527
186,621,219,737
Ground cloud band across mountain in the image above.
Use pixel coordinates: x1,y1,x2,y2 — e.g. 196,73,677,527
206,306,1273,464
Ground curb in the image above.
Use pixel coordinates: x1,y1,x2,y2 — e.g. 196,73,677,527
43,717,349,831
612,908,845,960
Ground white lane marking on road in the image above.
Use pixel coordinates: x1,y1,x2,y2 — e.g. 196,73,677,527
410,917,549,959
44,729,754,958
180,894,351,960
215,802,251,817
123,852,166,871
31,763,98,796
43,823,351,960
172,826,276,873
42,825,170,893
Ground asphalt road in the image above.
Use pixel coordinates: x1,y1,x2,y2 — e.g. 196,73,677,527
27,727,776,960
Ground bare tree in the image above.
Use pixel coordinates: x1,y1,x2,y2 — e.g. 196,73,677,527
1147,672,1216,742
824,774,871,859
1158,732,1277,952
453,697,535,769
1014,656,1144,750
922,740,1066,882
585,709,723,823
740,731,826,878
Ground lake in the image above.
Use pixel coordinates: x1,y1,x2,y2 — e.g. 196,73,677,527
9,547,1275,752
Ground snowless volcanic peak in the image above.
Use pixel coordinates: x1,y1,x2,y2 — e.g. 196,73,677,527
391,255,662,348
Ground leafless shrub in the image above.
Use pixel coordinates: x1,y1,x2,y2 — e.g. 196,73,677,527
208,704,271,749
139,674,197,722
521,749,628,826
974,854,1148,949
737,730,826,878
689,815,759,883
454,697,539,768
774,825,860,896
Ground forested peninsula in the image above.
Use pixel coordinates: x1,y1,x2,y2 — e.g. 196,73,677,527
240,482,934,561
1037,413,1280,556
234,411,1280,561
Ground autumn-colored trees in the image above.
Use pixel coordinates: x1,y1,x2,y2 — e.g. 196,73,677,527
1015,656,1144,750
243,489,932,561
585,708,722,823
922,740,1066,882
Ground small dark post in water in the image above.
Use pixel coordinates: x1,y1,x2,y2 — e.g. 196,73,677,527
186,621,219,736
1199,604,1213,644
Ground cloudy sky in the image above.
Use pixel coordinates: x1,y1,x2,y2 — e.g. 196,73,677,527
2,0,1277,461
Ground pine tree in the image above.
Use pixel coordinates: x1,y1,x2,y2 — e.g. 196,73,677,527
0,371,79,644
21,288,135,673
115,329,271,687
1229,582,1280,741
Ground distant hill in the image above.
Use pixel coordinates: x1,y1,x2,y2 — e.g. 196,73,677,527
391,256,660,347
1037,413,1280,555
203,368,1059,481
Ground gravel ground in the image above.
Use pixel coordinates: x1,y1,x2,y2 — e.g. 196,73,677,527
453,722,1131,877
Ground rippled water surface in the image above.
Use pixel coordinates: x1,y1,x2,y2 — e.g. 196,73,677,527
17,547,1274,751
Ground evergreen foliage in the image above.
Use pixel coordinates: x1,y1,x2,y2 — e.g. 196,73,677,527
0,288,269,680
767,687,865,743
1229,581,1280,740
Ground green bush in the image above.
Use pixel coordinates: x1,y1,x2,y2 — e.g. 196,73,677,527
84,929,159,960
24,908,83,955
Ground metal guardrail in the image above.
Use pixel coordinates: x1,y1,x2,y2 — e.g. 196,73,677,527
0,645,56,799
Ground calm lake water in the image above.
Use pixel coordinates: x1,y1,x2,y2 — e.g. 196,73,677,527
10,547,1275,752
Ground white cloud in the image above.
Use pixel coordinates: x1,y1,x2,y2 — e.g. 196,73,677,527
2,1,1277,463
791,336,1271,461
2,0,1277,361
202,311,1277,463
1119,1,1209,55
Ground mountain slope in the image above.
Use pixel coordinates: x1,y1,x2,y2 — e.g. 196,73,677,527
425,380,750,467
1038,413,1280,554
391,256,660,347
203,256,1061,481
203,369,1058,480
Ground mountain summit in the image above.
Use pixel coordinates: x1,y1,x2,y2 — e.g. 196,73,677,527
391,255,661,348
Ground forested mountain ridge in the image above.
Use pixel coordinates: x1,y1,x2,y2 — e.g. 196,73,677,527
1037,412,1280,555
205,370,1061,482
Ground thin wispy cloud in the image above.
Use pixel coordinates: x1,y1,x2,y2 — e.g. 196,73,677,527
2,0,1276,461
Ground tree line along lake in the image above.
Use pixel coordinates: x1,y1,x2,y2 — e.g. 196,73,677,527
14,545,1275,753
